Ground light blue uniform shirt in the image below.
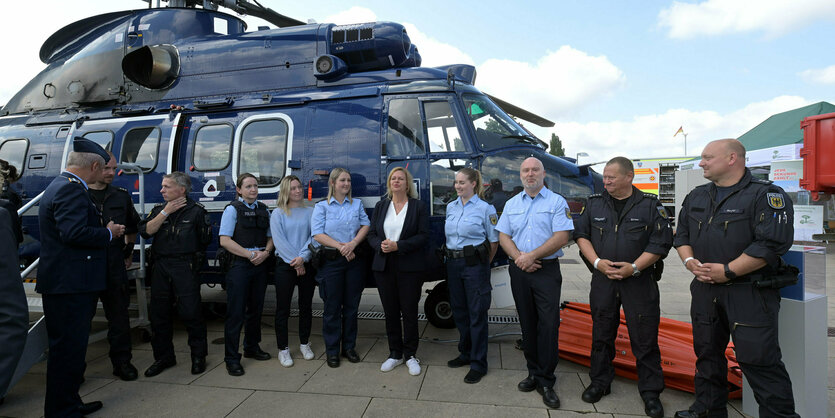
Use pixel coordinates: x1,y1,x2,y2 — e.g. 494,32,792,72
444,195,499,250
271,206,314,264
219,198,271,251
495,187,574,259
311,196,370,244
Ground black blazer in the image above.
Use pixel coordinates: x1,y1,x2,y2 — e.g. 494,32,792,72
366,197,429,272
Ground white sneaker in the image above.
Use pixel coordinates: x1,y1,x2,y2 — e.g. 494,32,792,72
278,348,294,367
406,357,421,376
300,343,315,361
380,357,403,372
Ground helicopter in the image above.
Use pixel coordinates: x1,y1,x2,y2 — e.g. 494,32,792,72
0,0,601,328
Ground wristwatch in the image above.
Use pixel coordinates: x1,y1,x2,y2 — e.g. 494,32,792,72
724,263,736,280
631,263,641,277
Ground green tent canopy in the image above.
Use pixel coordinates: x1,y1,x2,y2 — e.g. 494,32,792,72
737,101,835,151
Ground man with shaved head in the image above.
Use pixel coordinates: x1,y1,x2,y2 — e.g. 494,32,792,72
496,157,574,409
673,139,797,418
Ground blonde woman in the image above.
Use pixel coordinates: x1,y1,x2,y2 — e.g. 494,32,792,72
311,168,370,368
270,175,316,367
366,167,428,376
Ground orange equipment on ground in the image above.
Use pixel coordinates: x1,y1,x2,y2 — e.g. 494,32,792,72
557,301,743,398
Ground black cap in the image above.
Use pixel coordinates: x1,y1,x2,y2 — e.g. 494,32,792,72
72,137,110,163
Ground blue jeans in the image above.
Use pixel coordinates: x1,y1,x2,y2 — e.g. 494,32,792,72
224,260,268,363
316,257,365,355
446,258,492,372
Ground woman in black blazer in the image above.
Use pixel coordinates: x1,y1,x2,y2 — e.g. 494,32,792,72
367,167,429,376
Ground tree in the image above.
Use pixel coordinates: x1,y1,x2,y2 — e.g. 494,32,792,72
549,133,565,157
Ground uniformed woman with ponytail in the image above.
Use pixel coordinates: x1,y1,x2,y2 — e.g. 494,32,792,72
219,173,274,376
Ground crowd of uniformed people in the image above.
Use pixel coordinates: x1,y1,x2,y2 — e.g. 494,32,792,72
0,137,801,417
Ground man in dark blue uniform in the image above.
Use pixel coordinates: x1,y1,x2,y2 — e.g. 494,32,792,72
37,138,125,417
0,205,27,403
139,171,212,377
87,152,141,381
573,157,672,418
674,139,798,418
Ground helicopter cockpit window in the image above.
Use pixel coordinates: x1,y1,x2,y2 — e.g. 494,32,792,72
481,150,593,215
429,158,469,216
0,139,28,177
193,124,233,171
462,94,533,151
120,127,160,173
385,99,425,157
82,131,114,152
424,101,465,153
239,119,288,187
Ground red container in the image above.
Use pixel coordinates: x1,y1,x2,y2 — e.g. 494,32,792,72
799,112,835,200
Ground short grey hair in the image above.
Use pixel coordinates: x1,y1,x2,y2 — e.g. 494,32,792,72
66,151,105,169
163,171,191,190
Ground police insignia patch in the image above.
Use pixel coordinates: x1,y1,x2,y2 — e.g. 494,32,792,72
658,206,668,219
767,193,785,209
565,208,572,219
489,214,498,225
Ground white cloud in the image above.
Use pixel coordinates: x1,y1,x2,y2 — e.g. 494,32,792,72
658,0,835,39
321,6,378,25
401,23,474,68
553,95,811,163
476,46,625,120
799,65,835,85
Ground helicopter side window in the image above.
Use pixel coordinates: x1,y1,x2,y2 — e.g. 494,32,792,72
385,98,425,157
429,159,469,216
120,127,160,173
193,124,233,171
0,139,28,177
239,119,288,187
423,101,465,153
82,131,114,152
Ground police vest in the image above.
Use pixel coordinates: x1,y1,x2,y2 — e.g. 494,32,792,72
229,200,269,248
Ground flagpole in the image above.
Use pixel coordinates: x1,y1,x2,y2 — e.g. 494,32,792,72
684,133,688,155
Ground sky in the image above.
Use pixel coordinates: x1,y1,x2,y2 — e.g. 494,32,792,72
2,0,835,165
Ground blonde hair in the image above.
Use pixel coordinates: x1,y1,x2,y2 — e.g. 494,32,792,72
326,167,352,202
277,175,304,215
386,167,417,199
457,167,485,199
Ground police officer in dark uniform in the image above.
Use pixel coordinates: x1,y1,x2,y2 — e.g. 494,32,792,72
674,139,798,418
139,171,212,377
37,138,125,417
0,206,27,402
87,151,141,381
573,157,672,418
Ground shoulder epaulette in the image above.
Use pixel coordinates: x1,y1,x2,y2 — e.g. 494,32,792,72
751,178,773,185
194,201,205,209
643,193,658,199
153,202,165,208
588,193,602,198
116,186,129,193
66,177,80,184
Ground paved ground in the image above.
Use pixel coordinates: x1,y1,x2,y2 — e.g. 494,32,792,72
2,243,832,417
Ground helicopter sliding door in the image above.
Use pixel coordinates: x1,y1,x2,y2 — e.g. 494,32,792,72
177,110,294,213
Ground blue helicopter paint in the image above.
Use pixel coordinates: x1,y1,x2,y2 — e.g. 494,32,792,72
0,3,600,327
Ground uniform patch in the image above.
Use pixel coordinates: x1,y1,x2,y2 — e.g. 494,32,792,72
489,213,498,225
565,208,572,219
767,193,785,209
67,177,80,184
657,206,668,219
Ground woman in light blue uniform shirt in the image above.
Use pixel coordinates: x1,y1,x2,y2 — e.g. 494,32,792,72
444,167,498,384
311,167,370,368
218,173,274,376
270,175,316,367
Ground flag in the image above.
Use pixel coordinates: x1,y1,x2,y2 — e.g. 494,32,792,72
674,126,684,137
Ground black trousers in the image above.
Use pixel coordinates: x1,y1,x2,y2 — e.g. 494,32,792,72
274,260,316,349
224,260,268,363
509,261,562,389
690,279,798,418
589,273,664,399
42,291,97,418
99,257,132,367
373,262,422,359
446,258,492,373
149,258,207,361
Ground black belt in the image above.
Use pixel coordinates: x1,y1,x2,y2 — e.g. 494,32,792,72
322,247,342,260
155,253,193,260
445,249,467,259
509,257,559,265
